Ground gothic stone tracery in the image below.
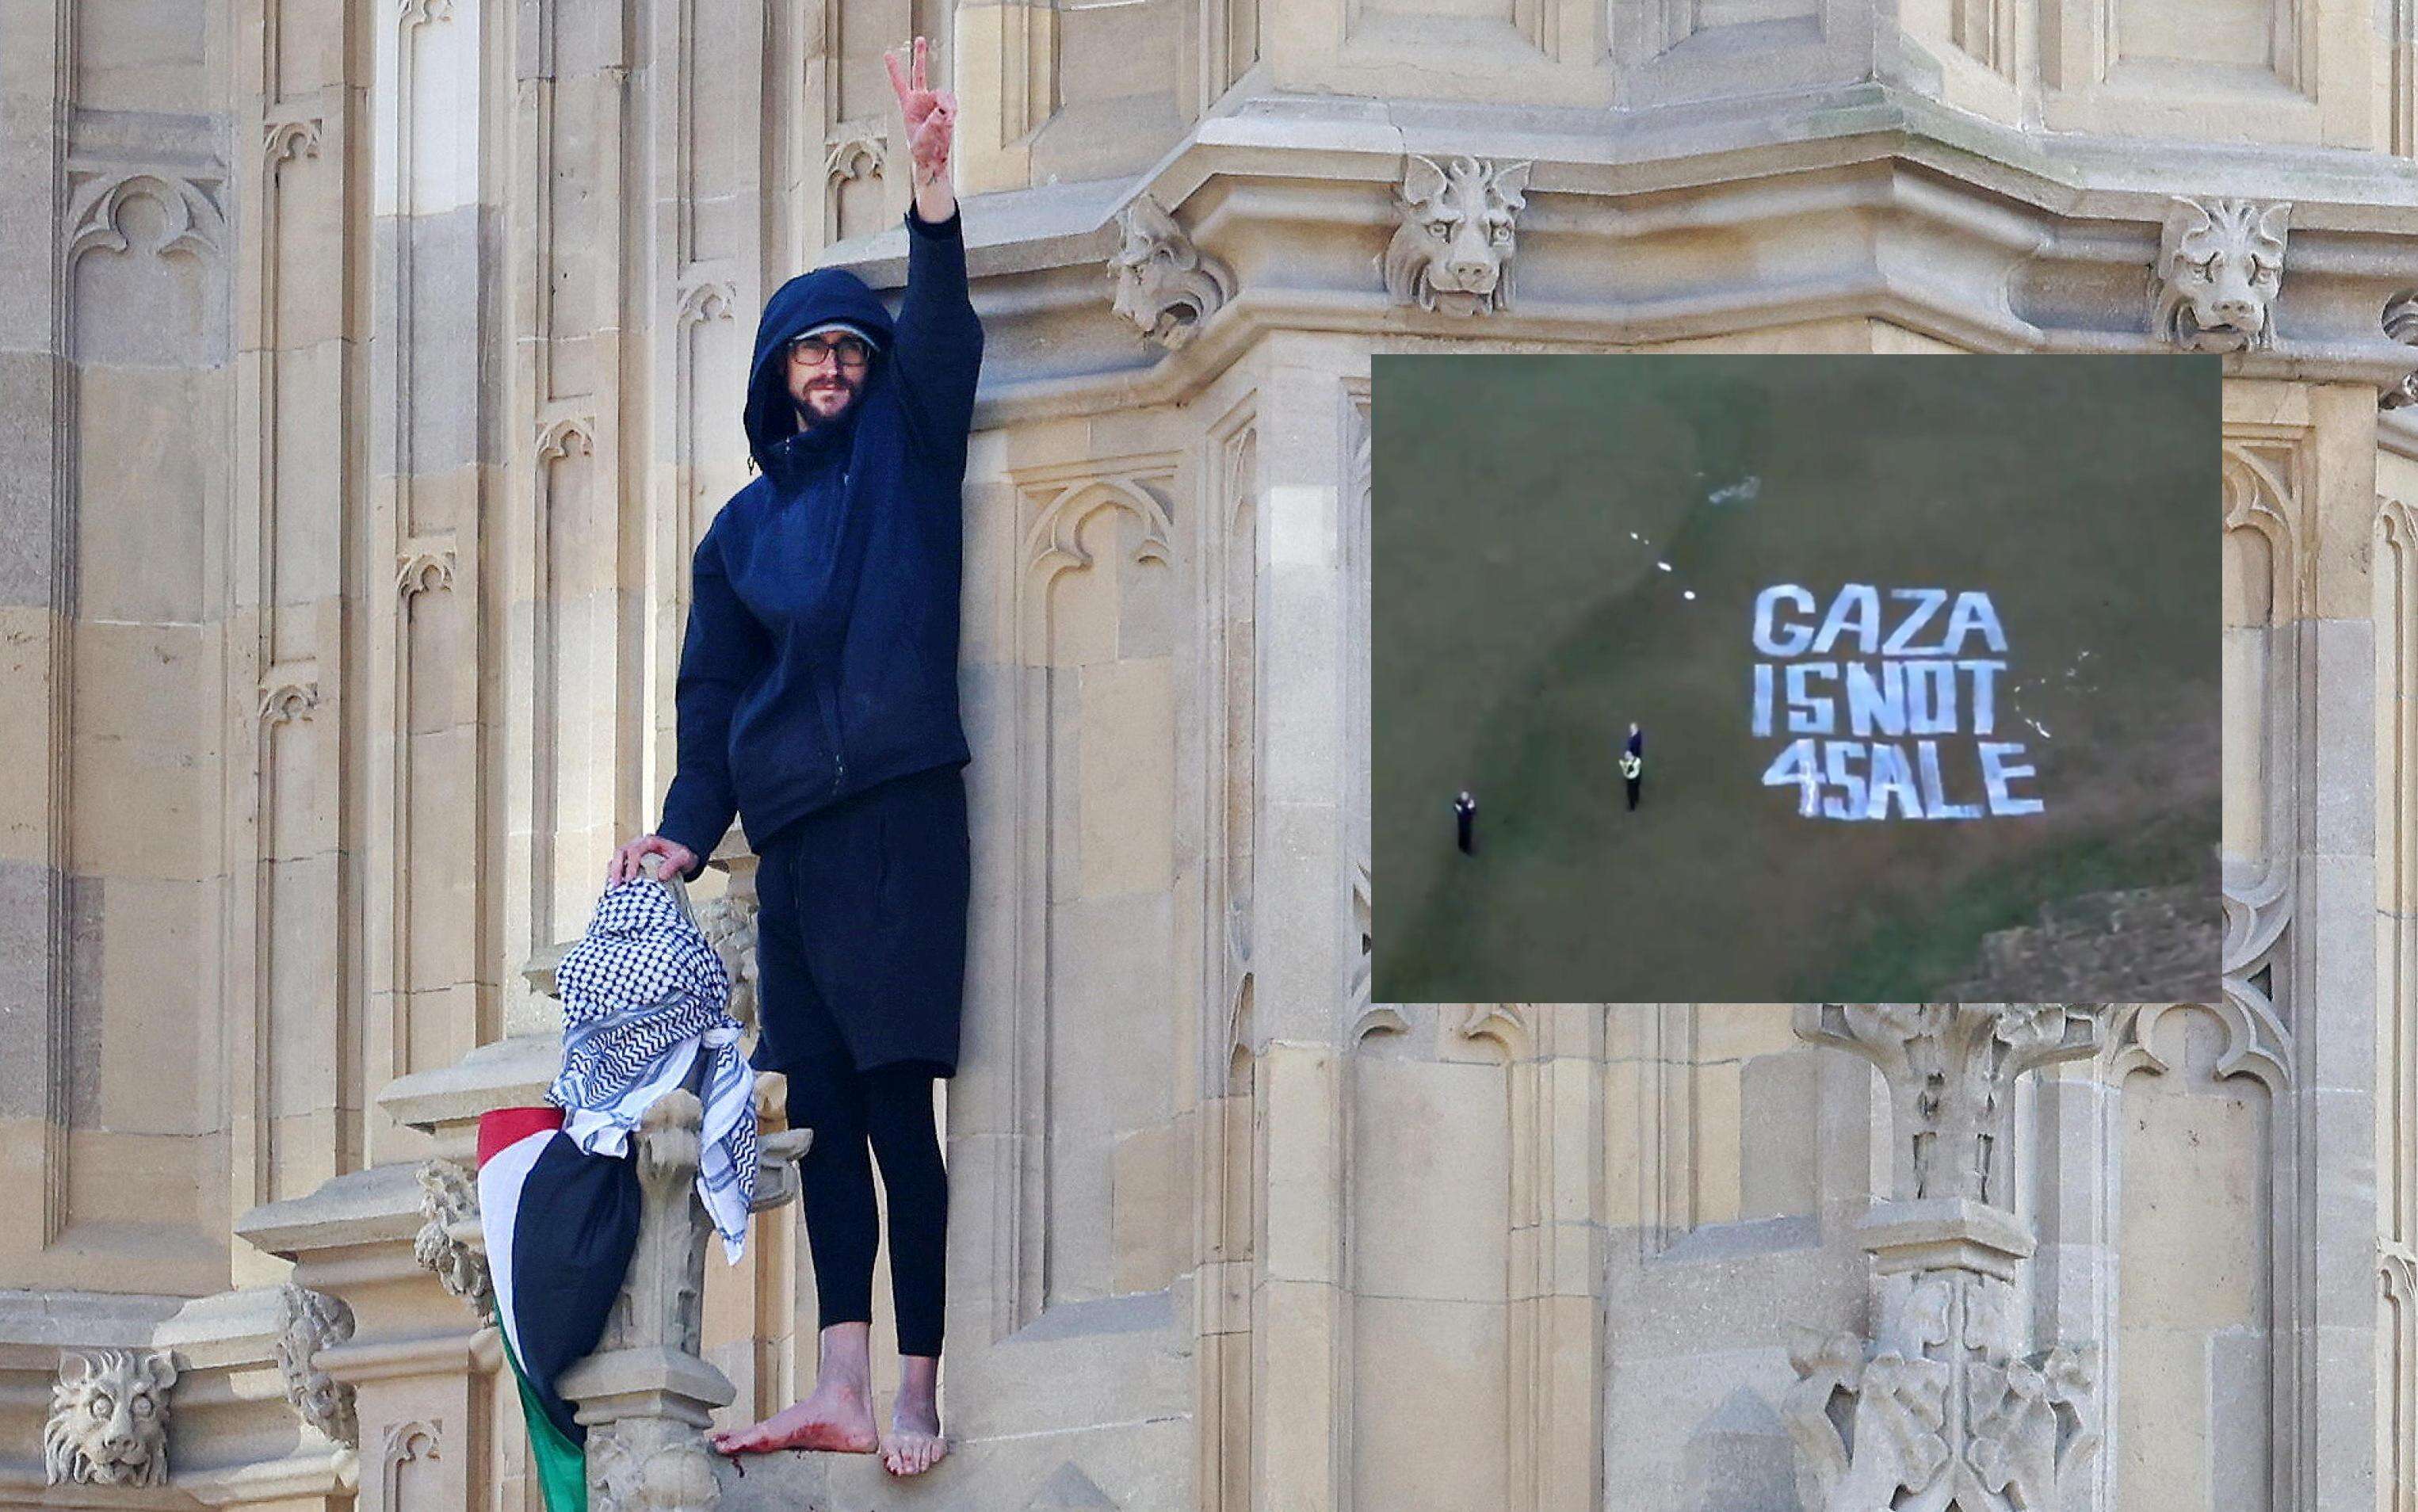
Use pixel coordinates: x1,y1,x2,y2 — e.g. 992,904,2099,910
1785,1005,2104,1512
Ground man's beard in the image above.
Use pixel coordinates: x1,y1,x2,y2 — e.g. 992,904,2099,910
796,378,860,429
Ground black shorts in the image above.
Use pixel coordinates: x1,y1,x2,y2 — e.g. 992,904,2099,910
751,762,970,1078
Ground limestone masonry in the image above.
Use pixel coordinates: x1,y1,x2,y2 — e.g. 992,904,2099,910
2,0,2414,1506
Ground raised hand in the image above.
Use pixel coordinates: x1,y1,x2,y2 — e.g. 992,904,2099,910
884,36,956,189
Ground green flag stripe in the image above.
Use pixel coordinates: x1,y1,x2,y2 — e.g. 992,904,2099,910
496,1310,588,1512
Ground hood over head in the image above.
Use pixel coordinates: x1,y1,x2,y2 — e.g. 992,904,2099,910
745,267,897,472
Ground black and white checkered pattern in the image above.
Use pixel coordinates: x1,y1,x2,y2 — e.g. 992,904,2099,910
549,878,758,1258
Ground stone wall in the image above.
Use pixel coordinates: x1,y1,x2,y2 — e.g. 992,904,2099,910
3,0,2416,1504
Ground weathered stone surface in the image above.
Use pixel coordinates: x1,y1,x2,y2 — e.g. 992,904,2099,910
272,1283,357,1449
7,0,2412,1505
1784,1008,2103,1512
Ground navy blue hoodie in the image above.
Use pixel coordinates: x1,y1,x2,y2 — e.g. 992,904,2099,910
655,204,984,879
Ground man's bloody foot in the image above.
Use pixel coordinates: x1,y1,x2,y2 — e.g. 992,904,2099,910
709,1385,878,1456
880,1394,948,1476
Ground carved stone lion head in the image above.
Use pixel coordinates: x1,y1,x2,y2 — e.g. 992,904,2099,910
1107,192,1236,349
44,1349,177,1487
2153,197,2289,353
1380,155,1532,316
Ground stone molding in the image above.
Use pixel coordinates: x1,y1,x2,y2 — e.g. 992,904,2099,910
395,540,458,599
1793,1003,2100,1206
823,119,885,185
2219,851,2294,1033
379,1420,439,1511
676,280,738,329
258,676,322,726
811,89,2418,425
999,455,1182,1337
65,168,227,270
2224,437,2303,629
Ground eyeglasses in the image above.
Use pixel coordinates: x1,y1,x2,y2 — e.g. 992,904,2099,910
786,334,873,370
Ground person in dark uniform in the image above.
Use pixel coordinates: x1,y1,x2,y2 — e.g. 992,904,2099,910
1454,790,1478,853
609,35,972,1480
1621,723,1644,811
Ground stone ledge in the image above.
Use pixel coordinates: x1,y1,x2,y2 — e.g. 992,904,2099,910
711,1412,1189,1512
1856,1196,2035,1278
812,105,2418,424
235,1163,426,1258
376,1033,560,1136
0,1288,285,1370
836,82,2418,294
0,1476,204,1511
0,1287,346,1504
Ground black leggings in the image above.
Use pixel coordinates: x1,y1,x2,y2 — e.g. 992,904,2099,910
785,1059,949,1358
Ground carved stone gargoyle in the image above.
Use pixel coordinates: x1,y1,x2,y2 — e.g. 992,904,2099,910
1378,153,1532,317
2153,196,2290,353
274,1281,361,1447
2382,289,2418,410
1107,190,1236,350
44,1349,179,1487
414,1156,493,1319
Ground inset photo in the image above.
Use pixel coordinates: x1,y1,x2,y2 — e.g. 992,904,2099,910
1373,353,2221,1003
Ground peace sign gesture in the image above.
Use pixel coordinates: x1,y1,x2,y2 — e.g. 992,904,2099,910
884,36,957,190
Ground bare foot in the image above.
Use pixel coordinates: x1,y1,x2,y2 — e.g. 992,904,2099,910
880,1393,948,1476
709,1384,878,1456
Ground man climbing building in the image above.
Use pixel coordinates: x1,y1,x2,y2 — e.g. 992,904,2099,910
1621,723,1644,811
607,34,973,1480
1454,790,1478,854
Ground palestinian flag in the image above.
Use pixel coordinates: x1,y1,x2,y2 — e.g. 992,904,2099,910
476,1107,643,1512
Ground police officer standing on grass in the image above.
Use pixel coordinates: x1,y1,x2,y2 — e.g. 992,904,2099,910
1453,790,1478,854
1621,722,1644,811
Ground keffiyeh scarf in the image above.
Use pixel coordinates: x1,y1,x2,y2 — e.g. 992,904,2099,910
549,877,758,1262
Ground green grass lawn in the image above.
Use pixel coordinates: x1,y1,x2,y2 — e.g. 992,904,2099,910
1373,353,2221,1003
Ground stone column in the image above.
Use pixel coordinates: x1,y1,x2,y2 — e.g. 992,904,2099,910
363,0,495,1172
228,0,367,1262
235,1163,502,1512
1250,343,1357,1510
559,1084,811,1512
2224,380,2381,1510
1785,1004,2105,1512
559,1089,728,1512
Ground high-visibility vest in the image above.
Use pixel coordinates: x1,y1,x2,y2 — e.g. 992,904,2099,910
1618,752,1642,780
